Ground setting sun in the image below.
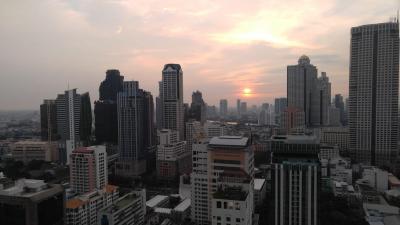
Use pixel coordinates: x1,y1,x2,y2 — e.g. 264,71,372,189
243,88,252,97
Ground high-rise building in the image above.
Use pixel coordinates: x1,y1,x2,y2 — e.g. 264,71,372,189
0,178,65,225
94,70,124,145
156,129,189,180
69,146,107,195
334,94,346,125
97,190,146,225
56,89,81,165
271,135,320,225
190,90,207,124
40,99,58,141
328,106,341,126
287,56,320,126
349,22,399,166
281,107,305,134
191,136,254,225
143,91,156,151
116,81,147,176
219,99,228,118
240,102,247,115
275,98,287,125
209,136,254,225
320,127,349,156
185,120,202,152
160,64,184,140
317,72,331,126
79,92,92,146
237,99,241,117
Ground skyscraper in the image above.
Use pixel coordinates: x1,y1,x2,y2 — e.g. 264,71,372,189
287,56,319,126
189,90,206,124
116,81,147,176
219,99,228,118
80,92,92,146
271,135,320,225
40,99,58,141
160,64,184,140
317,72,331,126
94,70,124,145
349,22,399,166
334,94,346,125
275,97,287,125
237,99,241,117
56,89,81,164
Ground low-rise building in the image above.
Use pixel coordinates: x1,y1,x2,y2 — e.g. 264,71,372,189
11,141,58,163
0,178,65,225
97,189,146,225
65,184,119,225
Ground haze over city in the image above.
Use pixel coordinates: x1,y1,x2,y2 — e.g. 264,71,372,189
1,0,399,110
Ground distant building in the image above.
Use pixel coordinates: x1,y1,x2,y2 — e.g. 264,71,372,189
237,99,241,117
204,121,227,138
274,97,287,125
271,135,320,225
0,178,65,225
219,99,228,118
317,72,331,126
189,90,207,124
69,146,107,195
11,141,58,163
320,127,349,156
40,99,58,141
328,106,341,126
185,120,202,152
160,64,184,140
281,107,305,134
349,22,399,166
94,69,124,145
334,94,346,125
240,102,247,115
97,189,146,225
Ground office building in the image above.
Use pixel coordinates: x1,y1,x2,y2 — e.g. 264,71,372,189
317,72,331,126
156,129,189,180
0,178,65,225
349,22,399,166
275,98,287,125
70,146,107,194
97,190,146,225
334,94,346,125
219,99,228,118
329,106,341,126
190,90,207,124
11,141,58,163
185,120,202,152
94,69,124,145
56,89,81,165
160,64,184,140
271,135,320,225
116,81,148,176
237,99,241,117
209,136,254,225
204,121,226,138
320,127,349,156
281,107,305,134
40,99,58,141
287,55,319,126
79,92,92,146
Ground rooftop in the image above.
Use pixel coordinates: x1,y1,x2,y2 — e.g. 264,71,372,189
213,187,248,201
173,198,191,212
209,136,249,147
254,179,265,191
271,135,318,144
146,195,168,208
66,198,86,209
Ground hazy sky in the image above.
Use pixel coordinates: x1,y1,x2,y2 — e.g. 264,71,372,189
0,0,398,110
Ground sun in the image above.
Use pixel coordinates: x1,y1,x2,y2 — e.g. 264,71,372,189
243,88,252,97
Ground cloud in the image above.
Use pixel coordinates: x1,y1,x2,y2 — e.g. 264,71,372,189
0,0,398,109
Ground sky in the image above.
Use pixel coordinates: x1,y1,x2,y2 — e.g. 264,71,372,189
0,0,399,110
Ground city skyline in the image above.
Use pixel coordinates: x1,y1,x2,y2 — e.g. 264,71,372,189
1,1,399,110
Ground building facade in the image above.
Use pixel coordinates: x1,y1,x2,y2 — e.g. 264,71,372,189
349,22,399,166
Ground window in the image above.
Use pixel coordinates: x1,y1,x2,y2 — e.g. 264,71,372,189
226,217,231,221
217,201,221,208
236,218,241,222
224,202,227,209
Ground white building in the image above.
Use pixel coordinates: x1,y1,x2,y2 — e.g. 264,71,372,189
204,121,226,138
360,167,389,193
66,185,119,225
70,146,107,194
349,22,399,167
157,129,188,180
185,120,202,152
254,178,266,207
97,189,146,225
